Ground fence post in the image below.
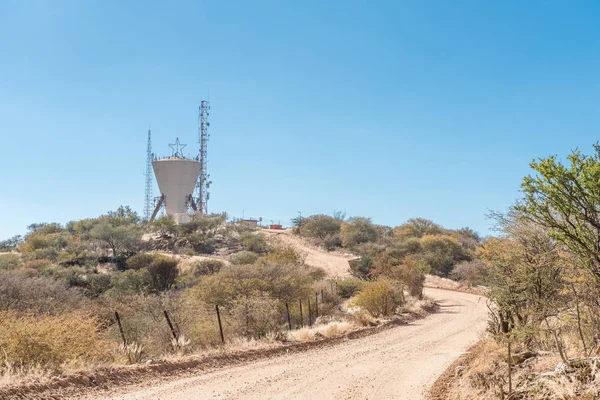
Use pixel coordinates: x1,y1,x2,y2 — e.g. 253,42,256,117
308,299,313,327
115,311,127,347
163,310,178,341
285,302,292,330
299,299,303,327
216,304,225,344
315,292,319,319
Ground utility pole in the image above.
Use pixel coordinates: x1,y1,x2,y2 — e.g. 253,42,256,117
144,129,153,221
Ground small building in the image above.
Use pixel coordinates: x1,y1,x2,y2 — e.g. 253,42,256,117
240,219,260,228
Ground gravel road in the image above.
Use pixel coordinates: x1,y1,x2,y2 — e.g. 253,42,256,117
102,288,486,400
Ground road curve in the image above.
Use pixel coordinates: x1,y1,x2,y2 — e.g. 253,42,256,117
100,288,486,400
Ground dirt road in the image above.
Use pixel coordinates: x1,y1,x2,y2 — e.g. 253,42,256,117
99,288,486,400
260,229,353,277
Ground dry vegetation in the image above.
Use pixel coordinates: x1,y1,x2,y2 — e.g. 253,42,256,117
430,143,600,399
0,208,445,390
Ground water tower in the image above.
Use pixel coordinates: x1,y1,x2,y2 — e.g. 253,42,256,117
149,138,201,224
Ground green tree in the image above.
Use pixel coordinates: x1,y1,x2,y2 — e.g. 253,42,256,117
105,206,140,226
0,235,22,252
518,144,600,281
419,234,469,276
393,218,443,241
340,217,379,248
298,215,342,240
90,222,141,260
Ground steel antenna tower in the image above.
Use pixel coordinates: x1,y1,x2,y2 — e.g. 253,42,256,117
196,100,211,214
144,129,154,221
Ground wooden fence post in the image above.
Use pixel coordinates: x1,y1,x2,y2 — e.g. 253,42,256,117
163,310,178,342
216,304,225,344
299,299,303,327
115,311,127,347
308,299,313,327
285,302,292,330
315,292,319,319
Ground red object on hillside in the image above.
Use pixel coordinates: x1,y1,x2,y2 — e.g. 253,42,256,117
269,224,282,230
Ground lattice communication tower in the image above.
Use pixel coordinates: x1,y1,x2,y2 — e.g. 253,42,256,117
195,100,211,214
144,129,154,221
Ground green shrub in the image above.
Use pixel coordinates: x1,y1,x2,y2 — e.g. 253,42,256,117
239,232,268,253
229,251,258,265
192,259,225,276
195,262,314,306
86,273,112,297
108,269,153,296
351,280,404,317
147,255,179,292
0,253,21,270
340,217,379,248
396,256,429,298
126,253,157,270
337,277,365,299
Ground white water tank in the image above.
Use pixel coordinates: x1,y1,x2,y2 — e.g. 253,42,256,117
152,157,201,219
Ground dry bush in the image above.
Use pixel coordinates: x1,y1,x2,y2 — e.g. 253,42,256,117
261,246,303,265
322,233,342,250
450,259,487,286
228,251,258,265
227,297,282,339
22,258,53,271
349,309,377,327
0,272,87,314
105,295,176,358
192,259,225,276
401,295,437,317
351,280,404,317
0,311,111,373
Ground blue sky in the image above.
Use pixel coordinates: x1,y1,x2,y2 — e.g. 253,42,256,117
1,0,600,239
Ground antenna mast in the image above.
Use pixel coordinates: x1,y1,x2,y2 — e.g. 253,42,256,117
144,129,154,221
196,100,211,214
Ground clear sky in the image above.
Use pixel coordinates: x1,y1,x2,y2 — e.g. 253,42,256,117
1,0,600,239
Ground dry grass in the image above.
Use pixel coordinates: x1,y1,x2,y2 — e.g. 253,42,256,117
401,295,437,317
438,336,600,400
287,321,354,342
0,311,113,379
